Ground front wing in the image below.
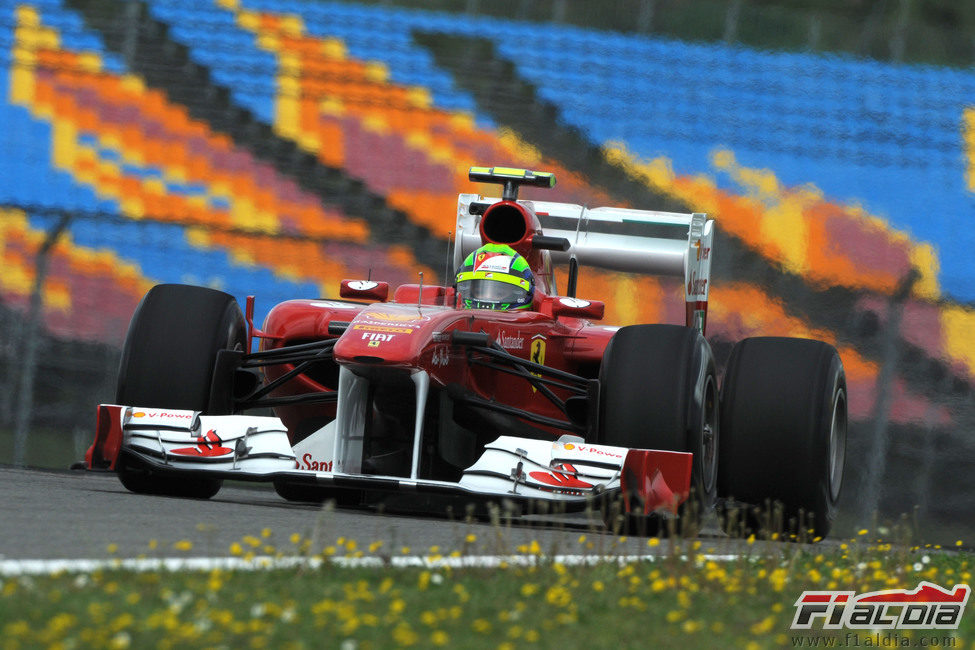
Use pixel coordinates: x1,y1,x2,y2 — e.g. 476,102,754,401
87,405,693,516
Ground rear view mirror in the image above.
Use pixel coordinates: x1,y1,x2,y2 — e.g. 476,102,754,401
550,297,604,320
339,280,389,302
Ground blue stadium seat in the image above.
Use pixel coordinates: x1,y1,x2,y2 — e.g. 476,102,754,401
6,0,975,301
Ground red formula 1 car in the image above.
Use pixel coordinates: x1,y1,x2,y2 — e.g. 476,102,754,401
86,166,847,538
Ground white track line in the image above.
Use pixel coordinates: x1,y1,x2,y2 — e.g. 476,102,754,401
0,553,742,576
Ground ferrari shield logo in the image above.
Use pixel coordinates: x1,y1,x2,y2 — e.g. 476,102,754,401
530,337,546,365
530,336,546,392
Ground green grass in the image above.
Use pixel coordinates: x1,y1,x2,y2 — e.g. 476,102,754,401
1,530,971,649
1,430,972,647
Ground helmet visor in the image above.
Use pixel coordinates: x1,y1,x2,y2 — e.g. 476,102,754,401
457,278,530,305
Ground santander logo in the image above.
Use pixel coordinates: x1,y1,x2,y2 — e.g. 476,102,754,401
300,454,333,472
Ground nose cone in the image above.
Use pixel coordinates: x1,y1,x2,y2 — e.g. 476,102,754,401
333,305,445,368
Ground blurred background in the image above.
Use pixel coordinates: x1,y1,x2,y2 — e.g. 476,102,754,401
0,0,972,542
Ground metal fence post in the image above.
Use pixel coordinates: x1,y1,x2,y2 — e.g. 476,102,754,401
12,214,71,466
0,302,18,428
857,270,918,525
724,0,742,44
637,0,655,33
890,0,913,62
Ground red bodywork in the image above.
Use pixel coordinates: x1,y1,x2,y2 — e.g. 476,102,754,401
86,181,696,513
247,193,692,506
87,404,124,470
254,194,627,443
259,290,618,445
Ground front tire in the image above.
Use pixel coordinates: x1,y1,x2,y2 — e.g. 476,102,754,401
115,284,246,499
718,337,847,540
273,480,361,507
598,325,718,535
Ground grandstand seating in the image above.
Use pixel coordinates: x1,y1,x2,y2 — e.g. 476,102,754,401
1,0,973,420
131,0,975,305
0,0,426,337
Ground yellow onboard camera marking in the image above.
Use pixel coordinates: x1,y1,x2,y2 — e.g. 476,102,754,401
352,324,413,334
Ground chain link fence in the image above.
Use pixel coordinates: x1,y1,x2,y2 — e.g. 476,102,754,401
1,0,973,542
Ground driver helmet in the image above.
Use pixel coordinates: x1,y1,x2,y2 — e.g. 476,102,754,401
455,243,535,310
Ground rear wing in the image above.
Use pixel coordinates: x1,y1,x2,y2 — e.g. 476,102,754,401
454,194,714,331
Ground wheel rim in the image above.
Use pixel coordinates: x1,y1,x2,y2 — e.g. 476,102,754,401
701,374,718,495
827,387,847,502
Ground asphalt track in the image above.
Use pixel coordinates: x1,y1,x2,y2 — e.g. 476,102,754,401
2,465,848,571
0,466,681,563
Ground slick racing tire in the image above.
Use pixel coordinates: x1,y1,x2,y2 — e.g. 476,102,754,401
718,337,846,541
273,480,361,507
273,480,327,503
598,325,718,536
115,284,246,499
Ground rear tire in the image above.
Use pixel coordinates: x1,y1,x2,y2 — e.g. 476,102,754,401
598,325,718,536
115,284,246,499
718,337,846,541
